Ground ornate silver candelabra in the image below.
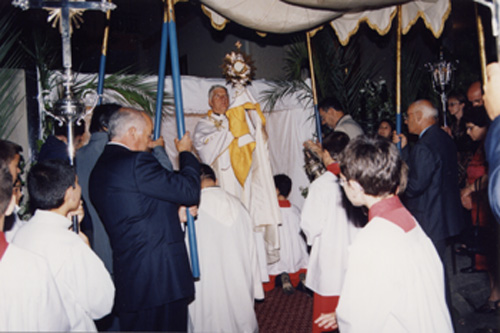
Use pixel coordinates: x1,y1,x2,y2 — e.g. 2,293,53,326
425,53,457,127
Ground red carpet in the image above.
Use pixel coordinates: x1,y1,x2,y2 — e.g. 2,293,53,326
255,287,313,332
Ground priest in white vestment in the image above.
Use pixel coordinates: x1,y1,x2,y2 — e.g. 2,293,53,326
193,83,281,277
187,164,262,333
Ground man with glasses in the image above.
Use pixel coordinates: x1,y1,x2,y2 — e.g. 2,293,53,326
393,100,464,261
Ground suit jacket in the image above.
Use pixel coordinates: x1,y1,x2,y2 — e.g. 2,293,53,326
402,125,465,241
485,116,500,223
89,144,200,312
76,132,111,273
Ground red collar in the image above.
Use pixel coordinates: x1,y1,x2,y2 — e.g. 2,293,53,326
0,232,9,260
278,200,291,208
327,163,340,176
368,196,416,233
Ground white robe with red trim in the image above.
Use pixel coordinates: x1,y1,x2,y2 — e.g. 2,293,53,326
300,171,360,296
336,199,452,332
268,202,309,275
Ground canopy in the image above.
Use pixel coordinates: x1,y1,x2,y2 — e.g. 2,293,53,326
200,0,451,43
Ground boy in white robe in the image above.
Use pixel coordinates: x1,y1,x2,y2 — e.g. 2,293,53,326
266,174,308,294
13,160,115,332
0,155,70,331
188,164,261,333
301,132,360,333
315,135,452,333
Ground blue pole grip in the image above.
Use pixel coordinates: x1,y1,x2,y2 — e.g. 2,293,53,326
313,104,323,145
168,18,200,279
97,54,106,105
396,112,402,151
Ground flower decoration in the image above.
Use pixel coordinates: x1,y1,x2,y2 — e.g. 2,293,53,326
222,41,256,87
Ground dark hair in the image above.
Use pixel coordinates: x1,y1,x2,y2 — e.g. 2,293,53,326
28,159,76,211
339,135,404,196
447,90,467,104
462,105,491,128
0,164,13,215
200,163,216,182
377,118,394,132
318,97,344,113
53,120,86,138
322,131,350,160
274,174,292,198
89,103,122,133
0,140,22,166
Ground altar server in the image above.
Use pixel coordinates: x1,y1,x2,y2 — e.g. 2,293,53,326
267,174,308,294
301,131,360,333
315,135,452,332
13,160,114,331
188,164,261,333
0,157,70,331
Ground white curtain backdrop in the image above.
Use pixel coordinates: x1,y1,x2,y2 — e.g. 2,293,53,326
159,76,316,209
45,73,316,208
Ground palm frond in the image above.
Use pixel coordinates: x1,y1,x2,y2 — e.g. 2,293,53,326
260,80,312,111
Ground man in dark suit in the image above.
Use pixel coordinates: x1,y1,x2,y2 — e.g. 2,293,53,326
395,100,465,260
89,108,200,332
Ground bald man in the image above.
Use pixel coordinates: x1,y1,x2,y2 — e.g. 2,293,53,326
467,81,484,107
394,100,464,260
90,108,200,332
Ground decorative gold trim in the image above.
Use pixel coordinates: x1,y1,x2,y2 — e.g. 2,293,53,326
309,25,324,38
201,4,229,31
402,0,452,38
256,31,267,37
331,8,397,46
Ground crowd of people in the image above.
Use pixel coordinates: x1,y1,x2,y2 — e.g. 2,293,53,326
1,62,500,332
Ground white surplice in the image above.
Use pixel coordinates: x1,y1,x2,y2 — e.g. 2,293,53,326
0,233,71,332
300,171,360,296
268,202,309,275
12,210,115,332
188,187,261,333
336,217,453,332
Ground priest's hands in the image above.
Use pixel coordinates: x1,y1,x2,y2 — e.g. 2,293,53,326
175,131,193,153
314,312,338,330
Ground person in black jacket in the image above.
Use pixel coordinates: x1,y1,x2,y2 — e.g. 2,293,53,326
90,107,200,332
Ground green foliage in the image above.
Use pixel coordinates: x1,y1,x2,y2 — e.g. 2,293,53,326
261,28,382,134
0,13,24,139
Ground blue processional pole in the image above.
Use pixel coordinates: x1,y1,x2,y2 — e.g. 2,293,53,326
154,0,200,278
97,1,112,105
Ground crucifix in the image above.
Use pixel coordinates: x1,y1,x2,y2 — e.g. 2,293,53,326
12,0,116,232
